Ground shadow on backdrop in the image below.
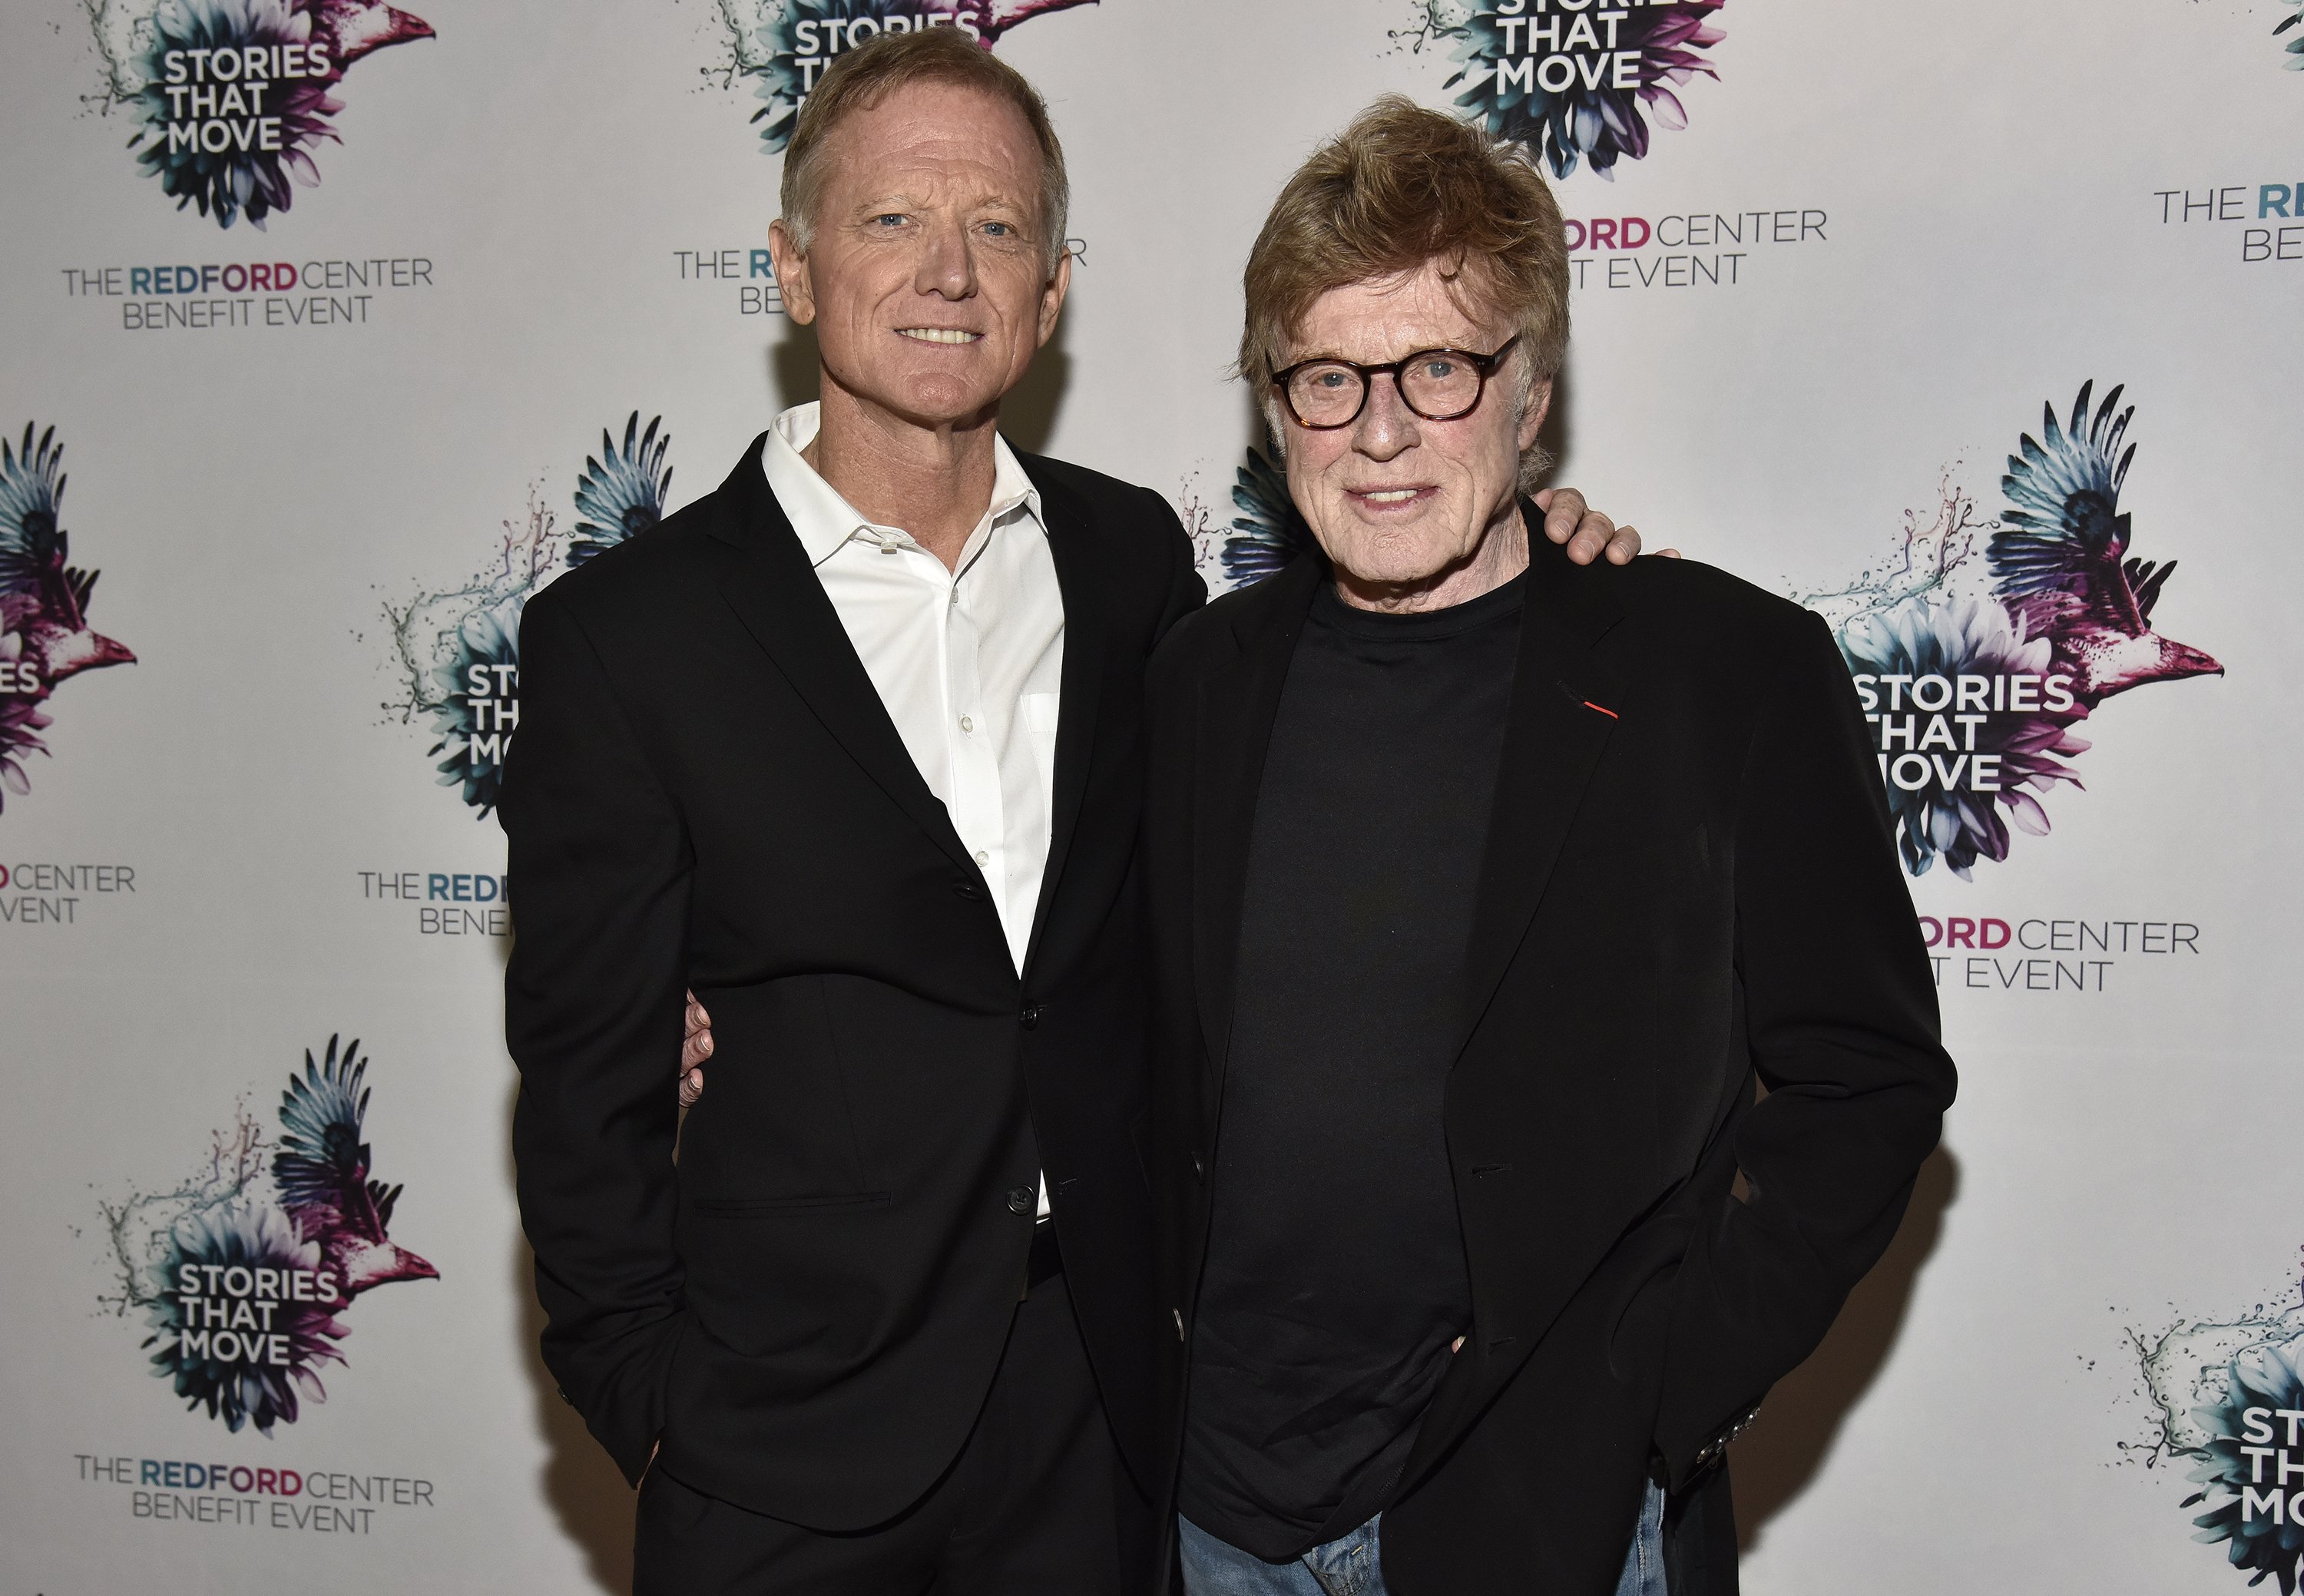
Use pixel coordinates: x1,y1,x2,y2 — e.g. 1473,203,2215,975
763,306,1073,456
1535,363,1573,487
1728,1144,1961,1555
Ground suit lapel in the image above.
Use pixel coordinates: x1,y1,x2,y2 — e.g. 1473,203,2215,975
702,436,976,875
1455,525,1627,1057
1019,469,1104,980
1192,557,1322,1094
1395,524,1632,1492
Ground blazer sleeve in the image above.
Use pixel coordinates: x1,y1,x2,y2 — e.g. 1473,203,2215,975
500,585,694,1485
1654,608,1956,1487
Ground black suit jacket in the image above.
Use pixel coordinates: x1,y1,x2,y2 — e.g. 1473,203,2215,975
502,437,1201,1533
1144,528,1955,1594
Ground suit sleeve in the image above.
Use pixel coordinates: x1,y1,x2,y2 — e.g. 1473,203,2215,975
501,587,693,1485
1654,608,1956,1487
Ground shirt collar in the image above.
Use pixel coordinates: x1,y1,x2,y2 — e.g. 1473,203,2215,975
761,402,1043,571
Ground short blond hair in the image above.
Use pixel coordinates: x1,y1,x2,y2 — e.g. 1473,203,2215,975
1240,97,1569,482
780,27,1070,273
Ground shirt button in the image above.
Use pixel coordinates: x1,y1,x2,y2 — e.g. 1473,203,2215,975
974,849,990,867
958,715,975,733
1006,1187,1034,1216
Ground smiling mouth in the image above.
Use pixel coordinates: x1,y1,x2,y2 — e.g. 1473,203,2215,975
896,327,982,345
1350,486,1432,505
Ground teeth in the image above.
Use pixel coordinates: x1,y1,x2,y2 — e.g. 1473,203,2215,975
1362,489,1419,503
898,327,980,344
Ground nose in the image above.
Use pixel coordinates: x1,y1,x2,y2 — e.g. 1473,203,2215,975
1350,373,1419,461
915,215,978,301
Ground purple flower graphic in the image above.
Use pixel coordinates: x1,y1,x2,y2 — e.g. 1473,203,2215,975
100,0,433,229
1441,1,1728,179
723,0,1099,153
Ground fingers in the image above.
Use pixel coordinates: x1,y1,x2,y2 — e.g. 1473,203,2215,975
680,988,711,1106
1535,485,1584,547
1538,486,1624,568
1656,547,1683,559
682,990,712,1070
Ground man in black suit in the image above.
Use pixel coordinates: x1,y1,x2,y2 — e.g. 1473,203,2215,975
502,33,1640,1596
1143,101,1957,1595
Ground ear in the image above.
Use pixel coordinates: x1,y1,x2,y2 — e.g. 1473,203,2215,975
1036,247,1073,348
1517,376,1553,455
769,219,815,326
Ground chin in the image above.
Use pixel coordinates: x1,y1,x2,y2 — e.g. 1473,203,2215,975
876,373,1005,425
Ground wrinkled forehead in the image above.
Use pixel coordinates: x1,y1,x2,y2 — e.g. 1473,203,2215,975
1284,256,1513,363
818,81,1044,214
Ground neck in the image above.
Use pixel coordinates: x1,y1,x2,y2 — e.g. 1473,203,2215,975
1332,499,1531,614
803,376,1001,571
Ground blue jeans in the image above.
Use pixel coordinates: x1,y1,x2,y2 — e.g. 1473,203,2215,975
1180,1481,1668,1596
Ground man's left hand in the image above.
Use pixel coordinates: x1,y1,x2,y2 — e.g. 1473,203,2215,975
1537,487,1679,564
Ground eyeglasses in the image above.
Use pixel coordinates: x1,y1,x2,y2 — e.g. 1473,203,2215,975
1269,335,1522,430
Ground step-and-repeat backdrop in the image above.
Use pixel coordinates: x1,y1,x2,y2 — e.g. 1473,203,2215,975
2,1,2295,1591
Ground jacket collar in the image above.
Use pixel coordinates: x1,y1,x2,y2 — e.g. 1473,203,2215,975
700,436,1107,980
760,402,1044,569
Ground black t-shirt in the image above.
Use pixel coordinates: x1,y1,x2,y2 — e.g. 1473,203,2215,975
1180,571,1524,1560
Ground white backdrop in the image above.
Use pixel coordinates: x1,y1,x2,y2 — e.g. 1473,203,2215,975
2,1,2297,1591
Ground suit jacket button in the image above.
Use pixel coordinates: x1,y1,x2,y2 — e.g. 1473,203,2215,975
1006,1186,1034,1215
1174,1308,1186,1341
1019,1005,1044,1030
952,881,982,901
1190,1152,1205,1181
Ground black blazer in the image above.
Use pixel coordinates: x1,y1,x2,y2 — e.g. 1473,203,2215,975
1143,528,1955,1594
502,437,1202,1532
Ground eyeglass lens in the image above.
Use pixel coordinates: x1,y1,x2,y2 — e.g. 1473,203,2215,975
1286,351,1488,427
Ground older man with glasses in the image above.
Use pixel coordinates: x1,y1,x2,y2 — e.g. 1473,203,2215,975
1142,99,1956,1596
510,27,1649,1596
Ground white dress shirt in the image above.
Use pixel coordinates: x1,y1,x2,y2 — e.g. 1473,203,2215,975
760,402,1064,981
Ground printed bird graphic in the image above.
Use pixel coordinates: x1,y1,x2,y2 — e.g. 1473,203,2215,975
1216,445,1316,591
1991,382,2222,707
1832,382,2220,879
128,0,433,229
144,1035,432,1435
1446,0,1727,179
568,412,674,567
309,0,435,65
0,423,134,808
274,1035,438,1299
